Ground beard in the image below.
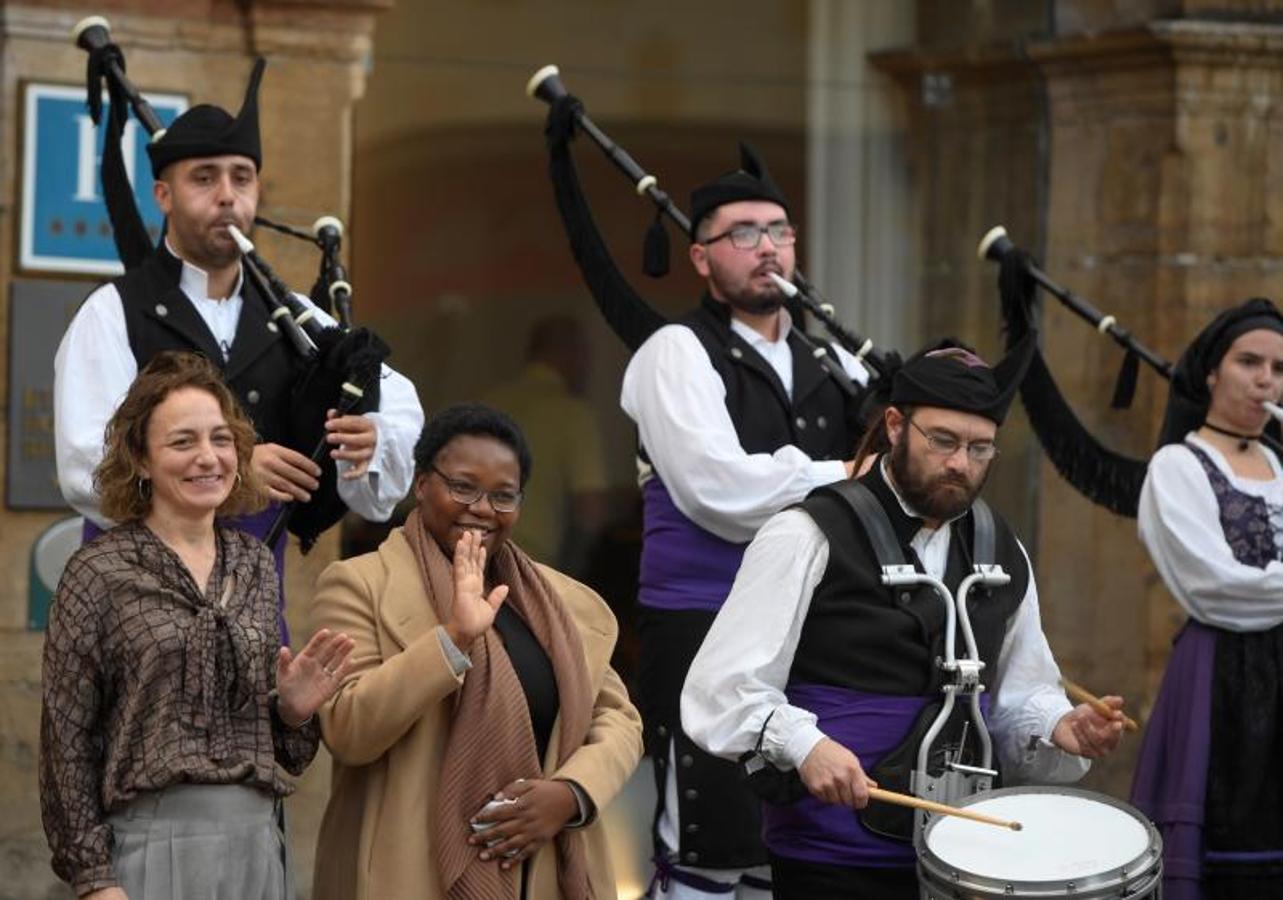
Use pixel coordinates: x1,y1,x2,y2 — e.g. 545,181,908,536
888,431,988,523
708,260,786,315
171,214,247,271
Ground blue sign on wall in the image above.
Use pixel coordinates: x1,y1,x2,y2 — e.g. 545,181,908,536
20,83,187,275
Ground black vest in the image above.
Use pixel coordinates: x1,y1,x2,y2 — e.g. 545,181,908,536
794,463,1028,696
677,295,864,460
114,248,299,445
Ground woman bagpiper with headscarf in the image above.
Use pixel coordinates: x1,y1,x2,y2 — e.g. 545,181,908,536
1130,298,1283,900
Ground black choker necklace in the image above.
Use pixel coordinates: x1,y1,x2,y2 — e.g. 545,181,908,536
1203,421,1262,451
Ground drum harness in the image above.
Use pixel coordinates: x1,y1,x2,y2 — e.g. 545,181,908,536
829,480,1011,849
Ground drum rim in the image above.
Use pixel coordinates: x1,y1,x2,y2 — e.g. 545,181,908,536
917,785,1163,895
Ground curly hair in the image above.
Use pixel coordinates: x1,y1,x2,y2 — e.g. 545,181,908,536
93,351,265,522
414,403,533,488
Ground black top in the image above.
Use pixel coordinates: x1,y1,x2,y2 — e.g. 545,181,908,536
493,604,559,763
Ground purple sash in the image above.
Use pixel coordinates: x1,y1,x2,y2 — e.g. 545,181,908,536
638,477,747,612
81,505,289,640
763,684,931,868
1130,620,1216,900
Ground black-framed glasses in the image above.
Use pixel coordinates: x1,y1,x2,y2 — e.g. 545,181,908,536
702,221,797,251
431,465,523,513
908,419,999,462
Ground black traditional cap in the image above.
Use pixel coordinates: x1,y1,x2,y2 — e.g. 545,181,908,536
688,141,790,240
1157,297,1283,447
890,333,1036,425
147,58,265,178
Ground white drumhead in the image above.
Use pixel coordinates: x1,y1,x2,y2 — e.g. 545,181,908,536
926,792,1151,882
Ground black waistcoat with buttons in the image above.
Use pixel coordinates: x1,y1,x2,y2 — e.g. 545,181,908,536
793,463,1028,696
114,248,299,446
676,294,865,462
633,296,867,870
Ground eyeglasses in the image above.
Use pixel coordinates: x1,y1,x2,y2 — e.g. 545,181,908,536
431,466,523,513
908,419,999,462
702,221,797,251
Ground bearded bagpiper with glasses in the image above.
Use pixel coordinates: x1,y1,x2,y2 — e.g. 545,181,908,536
680,340,1129,900
619,145,873,899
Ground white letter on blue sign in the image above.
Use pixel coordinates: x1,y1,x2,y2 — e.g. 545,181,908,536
75,114,139,202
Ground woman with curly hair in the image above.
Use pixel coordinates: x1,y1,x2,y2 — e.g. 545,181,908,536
40,350,353,900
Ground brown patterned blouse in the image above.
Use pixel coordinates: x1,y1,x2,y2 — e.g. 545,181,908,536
39,521,319,896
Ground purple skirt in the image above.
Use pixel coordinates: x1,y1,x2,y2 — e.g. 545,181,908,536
1130,620,1217,900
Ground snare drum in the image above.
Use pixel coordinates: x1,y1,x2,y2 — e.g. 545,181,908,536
918,786,1162,899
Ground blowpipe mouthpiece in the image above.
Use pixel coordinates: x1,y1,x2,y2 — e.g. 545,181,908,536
977,225,1012,262
768,272,799,298
226,224,255,255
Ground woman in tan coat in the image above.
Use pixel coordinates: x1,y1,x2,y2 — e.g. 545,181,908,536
312,403,643,900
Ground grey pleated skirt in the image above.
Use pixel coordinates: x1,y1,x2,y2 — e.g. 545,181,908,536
107,783,292,900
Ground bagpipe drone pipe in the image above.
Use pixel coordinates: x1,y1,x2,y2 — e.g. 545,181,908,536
978,225,1283,517
525,63,895,411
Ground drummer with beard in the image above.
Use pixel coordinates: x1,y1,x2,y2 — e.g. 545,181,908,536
680,341,1127,899
619,144,872,899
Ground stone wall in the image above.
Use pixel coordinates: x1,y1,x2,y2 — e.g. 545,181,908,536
871,20,1053,555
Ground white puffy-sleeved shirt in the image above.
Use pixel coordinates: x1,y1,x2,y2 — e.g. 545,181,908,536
54,246,424,529
681,460,1088,785
1138,433,1283,632
620,310,870,544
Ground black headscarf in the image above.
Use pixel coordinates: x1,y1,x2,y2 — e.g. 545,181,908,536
1156,297,1283,447
147,58,265,178
688,141,790,240
889,333,1037,425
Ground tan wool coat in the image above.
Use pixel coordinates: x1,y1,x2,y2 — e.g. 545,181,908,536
311,528,643,900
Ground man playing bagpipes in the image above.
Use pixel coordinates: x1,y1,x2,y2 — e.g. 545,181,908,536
620,149,876,900
54,48,423,585
533,67,883,897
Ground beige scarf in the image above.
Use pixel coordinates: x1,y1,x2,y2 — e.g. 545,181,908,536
404,510,595,900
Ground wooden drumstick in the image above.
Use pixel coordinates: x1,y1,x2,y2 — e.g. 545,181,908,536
1061,678,1140,732
867,787,1022,831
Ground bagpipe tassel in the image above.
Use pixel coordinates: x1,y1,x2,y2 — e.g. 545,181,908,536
1111,349,1140,410
642,211,670,278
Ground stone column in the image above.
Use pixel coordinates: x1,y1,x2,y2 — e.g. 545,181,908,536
0,2,388,894
870,30,1051,545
